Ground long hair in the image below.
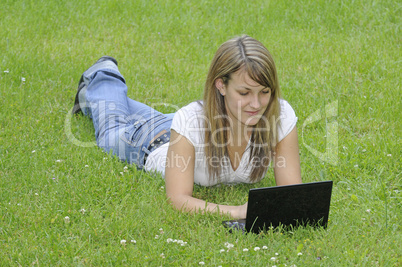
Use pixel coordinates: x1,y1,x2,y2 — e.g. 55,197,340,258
203,35,281,182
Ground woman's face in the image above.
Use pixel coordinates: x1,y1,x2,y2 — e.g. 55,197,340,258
216,70,271,130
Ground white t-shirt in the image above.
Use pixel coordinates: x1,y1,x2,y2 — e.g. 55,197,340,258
144,99,297,186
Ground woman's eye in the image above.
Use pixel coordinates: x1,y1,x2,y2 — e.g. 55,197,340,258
262,90,270,94
239,92,248,96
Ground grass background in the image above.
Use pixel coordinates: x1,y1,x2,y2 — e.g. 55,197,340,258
0,0,400,265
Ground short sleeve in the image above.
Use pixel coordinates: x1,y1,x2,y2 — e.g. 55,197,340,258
170,102,207,147
277,99,298,142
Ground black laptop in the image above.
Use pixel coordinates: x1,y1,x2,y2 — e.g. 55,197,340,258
223,181,333,233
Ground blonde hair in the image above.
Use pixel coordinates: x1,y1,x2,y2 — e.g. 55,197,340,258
203,35,281,182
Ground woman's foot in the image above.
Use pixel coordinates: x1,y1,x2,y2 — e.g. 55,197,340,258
72,56,118,114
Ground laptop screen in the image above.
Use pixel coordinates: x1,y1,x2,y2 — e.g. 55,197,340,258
246,181,333,233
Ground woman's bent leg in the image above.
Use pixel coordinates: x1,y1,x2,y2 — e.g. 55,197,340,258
77,60,148,167
76,58,173,169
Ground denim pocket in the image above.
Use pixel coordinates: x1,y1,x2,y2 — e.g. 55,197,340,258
119,119,148,147
120,114,168,147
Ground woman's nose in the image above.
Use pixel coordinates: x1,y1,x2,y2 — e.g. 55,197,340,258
249,95,261,109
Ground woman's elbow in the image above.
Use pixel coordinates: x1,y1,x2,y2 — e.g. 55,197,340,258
166,191,191,211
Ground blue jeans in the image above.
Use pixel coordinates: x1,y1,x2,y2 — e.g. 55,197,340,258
78,61,174,169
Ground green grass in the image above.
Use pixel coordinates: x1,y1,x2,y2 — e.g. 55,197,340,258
0,0,400,265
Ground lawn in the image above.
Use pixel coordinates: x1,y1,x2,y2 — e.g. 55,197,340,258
0,0,400,265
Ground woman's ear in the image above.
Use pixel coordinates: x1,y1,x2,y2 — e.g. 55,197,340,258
215,78,226,96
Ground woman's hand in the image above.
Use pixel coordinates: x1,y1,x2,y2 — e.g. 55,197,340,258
235,202,248,219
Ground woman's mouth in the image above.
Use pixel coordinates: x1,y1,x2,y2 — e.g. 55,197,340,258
245,110,260,116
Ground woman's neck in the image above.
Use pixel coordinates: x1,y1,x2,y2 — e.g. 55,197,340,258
229,124,252,148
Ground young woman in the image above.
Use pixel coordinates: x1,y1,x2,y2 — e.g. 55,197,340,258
73,35,302,219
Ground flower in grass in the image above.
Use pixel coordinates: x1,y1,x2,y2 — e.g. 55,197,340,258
85,165,89,168
131,240,136,244
366,209,371,213
220,249,225,253
275,252,279,255
4,70,9,73
263,246,268,250
166,238,187,246
80,208,86,214
178,240,187,246
270,257,277,261
254,247,260,251
387,154,392,157
56,159,62,163
155,235,159,239
243,248,249,252
199,261,205,265
64,216,70,223
120,239,127,245
32,150,36,153
297,252,303,256
159,228,164,234
225,242,234,249
21,77,26,83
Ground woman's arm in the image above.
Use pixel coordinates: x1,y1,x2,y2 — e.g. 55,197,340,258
273,126,302,186
165,130,247,219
